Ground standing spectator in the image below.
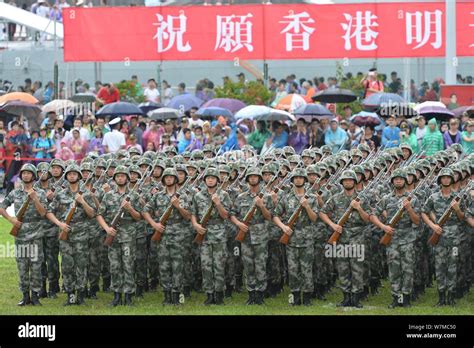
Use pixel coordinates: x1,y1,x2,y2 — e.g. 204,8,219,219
188,107,204,128
0,141,5,192
346,121,363,148
447,94,459,110
64,117,89,142
32,126,56,162
0,120,7,145
381,115,400,148
129,116,143,146
399,121,419,153
33,81,44,103
177,128,193,153
324,119,348,154
96,83,120,105
162,80,173,106
142,120,163,150
177,118,191,142
360,125,380,151
195,81,208,102
317,77,327,91
247,120,271,153
270,80,288,107
189,125,206,151
461,120,474,154
288,118,309,154
143,79,161,103
120,120,130,138
388,71,401,94
341,105,353,121
55,140,75,161
68,129,88,161
202,121,213,144
414,115,427,150
308,119,325,148
94,117,110,137
410,79,419,103
177,82,187,95
126,134,143,154
443,118,462,148
162,119,178,146
422,118,444,156
88,127,105,155
361,68,384,98
102,118,126,153
265,121,288,149
159,133,175,152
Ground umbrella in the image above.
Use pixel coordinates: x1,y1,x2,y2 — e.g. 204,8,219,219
148,107,179,120
96,102,143,117
275,94,307,112
196,106,233,119
294,104,333,118
452,106,474,118
257,109,296,122
69,93,96,103
167,94,203,112
362,92,406,109
0,92,38,104
312,88,357,103
235,105,274,120
0,100,43,129
415,101,454,121
201,98,246,113
42,99,76,114
138,101,163,114
349,111,382,127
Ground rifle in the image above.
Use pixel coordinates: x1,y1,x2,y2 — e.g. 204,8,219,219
193,177,230,244
9,196,31,237
427,182,473,246
151,177,191,243
235,174,278,242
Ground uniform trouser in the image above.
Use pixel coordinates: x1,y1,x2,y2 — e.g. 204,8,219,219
157,241,184,293
16,238,44,293
225,236,236,287
41,234,60,285
192,241,202,288
287,244,314,293
336,243,364,294
135,236,148,287
241,241,268,292
109,240,136,294
434,243,459,292
147,233,159,283
201,242,227,293
387,242,414,296
280,244,288,285
370,229,382,283
60,239,88,292
266,238,282,286
99,234,110,283
457,231,469,291
182,233,194,288
313,241,328,288
87,234,102,289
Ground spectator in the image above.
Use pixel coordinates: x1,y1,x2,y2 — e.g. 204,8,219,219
195,81,208,102
414,115,427,150
188,107,204,128
0,120,7,145
129,116,143,146
360,125,380,151
189,125,206,151
361,68,384,98
145,142,156,152
32,126,56,161
177,82,187,95
96,83,120,105
388,71,401,94
288,118,309,154
142,120,163,150
177,118,191,142
202,121,213,144
162,80,173,106
88,127,105,155
346,121,363,148
461,121,474,154
317,77,327,91
64,117,90,142
341,105,352,121
440,121,449,133
265,121,288,149
381,115,400,148
324,119,348,154
126,134,143,154
55,140,75,161
308,119,325,148
210,124,226,147
143,78,161,103
94,117,110,137
159,133,175,152
0,141,5,192
247,120,271,153
120,120,130,138
422,118,444,156
447,94,459,110
68,129,88,161
162,119,178,146
271,79,288,107
177,128,193,153
102,117,126,153
399,121,418,153
443,118,462,148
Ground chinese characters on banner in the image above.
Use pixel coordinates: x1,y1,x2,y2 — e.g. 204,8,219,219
63,3,474,62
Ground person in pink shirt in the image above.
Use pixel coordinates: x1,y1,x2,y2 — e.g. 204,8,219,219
55,140,75,161
142,120,164,150
68,129,88,161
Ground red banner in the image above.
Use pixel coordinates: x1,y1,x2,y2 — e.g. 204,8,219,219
63,3,474,62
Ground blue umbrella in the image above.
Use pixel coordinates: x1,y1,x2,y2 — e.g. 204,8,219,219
96,102,143,117
167,94,204,112
196,106,233,118
201,98,246,113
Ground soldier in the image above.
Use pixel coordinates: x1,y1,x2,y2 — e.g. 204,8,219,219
319,170,371,308
230,167,273,305
46,164,96,306
0,164,48,306
370,168,421,308
273,168,319,306
191,168,232,305
143,168,191,305
421,168,465,306
96,166,142,306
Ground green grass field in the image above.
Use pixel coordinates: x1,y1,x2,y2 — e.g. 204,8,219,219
0,218,473,315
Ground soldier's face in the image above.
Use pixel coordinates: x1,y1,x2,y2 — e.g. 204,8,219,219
280,168,288,177
352,156,361,164
314,155,322,162
177,171,186,184
67,172,80,184
95,167,103,177
440,176,452,187
130,172,140,183
139,165,149,174
308,173,318,184
21,171,34,184
247,175,260,187
402,149,411,160
115,174,128,186
303,157,312,166
262,172,272,183
356,174,363,183
407,174,415,185
342,179,355,190
293,177,305,188
205,176,218,188
107,168,115,177
364,171,372,181
51,165,62,178
219,172,228,182
81,171,90,180
393,177,405,189
290,163,297,171
153,167,163,178
187,167,197,178
164,176,176,187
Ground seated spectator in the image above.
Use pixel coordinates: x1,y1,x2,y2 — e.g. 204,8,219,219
443,118,461,148
126,134,143,154
399,121,419,153
265,121,288,150
247,120,271,154
88,127,105,155
461,120,474,154
68,128,88,161
324,119,348,153
32,126,56,161
55,140,75,161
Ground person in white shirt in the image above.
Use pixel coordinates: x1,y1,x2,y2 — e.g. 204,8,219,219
188,107,204,128
63,118,90,142
415,115,427,150
143,79,161,103
102,117,126,153
162,80,173,106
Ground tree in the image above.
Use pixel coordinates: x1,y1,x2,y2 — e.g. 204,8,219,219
215,79,273,105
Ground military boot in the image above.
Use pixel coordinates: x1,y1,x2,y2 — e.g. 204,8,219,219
183,286,191,298
38,280,47,299
214,291,225,305
149,279,159,292
388,295,400,309
255,291,265,305
315,285,327,301
110,292,122,307
17,292,31,306
171,292,181,305
360,286,369,301
351,292,363,308
291,291,301,306
435,291,446,306
246,291,256,305
89,285,98,300
124,293,133,306
64,291,76,306
76,290,86,305
204,292,215,305
369,279,379,295
402,294,411,308
447,291,456,306
303,292,313,306
162,291,172,305
135,285,144,299
30,291,42,306
337,292,351,307
225,284,233,298
234,276,243,293
102,278,111,293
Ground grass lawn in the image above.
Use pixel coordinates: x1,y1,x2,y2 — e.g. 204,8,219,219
0,218,473,315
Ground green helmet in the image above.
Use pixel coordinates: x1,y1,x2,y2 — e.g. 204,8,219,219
130,155,141,164
161,168,178,184
116,149,129,159
129,165,142,178
186,162,198,170
81,156,94,165
312,147,323,158
245,167,262,182
289,168,307,182
339,170,357,184
357,143,371,155
175,164,188,175
437,168,455,185
107,159,119,168
390,168,407,183
182,151,192,159
301,149,315,159
288,155,301,164
204,167,220,182
321,145,332,155
192,150,205,160
80,162,94,172
350,148,363,159
216,156,227,165
460,161,471,178
449,143,463,154
128,147,141,157
95,158,107,169
113,165,130,180
164,158,174,168
449,164,463,181
143,151,156,160
65,164,83,180
37,162,50,174
218,164,231,174
280,159,290,171
138,157,153,168
19,163,37,180
400,144,413,156
306,164,318,176
393,147,404,160
352,165,365,182
405,166,417,180
283,146,295,157
202,144,214,153
164,145,177,155
261,163,277,175
154,160,166,170
50,158,65,171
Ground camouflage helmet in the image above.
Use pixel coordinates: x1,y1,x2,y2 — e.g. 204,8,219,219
245,167,262,182
352,165,365,182
339,170,357,184
173,155,184,164
273,148,284,158
182,151,192,159
216,156,227,165
116,149,129,159
418,159,431,173
391,168,407,183
321,145,332,155
164,145,177,155
289,168,308,182
81,156,94,165
128,165,142,178
312,147,323,158
218,164,231,174
164,158,175,168
449,143,463,154
460,161,471,178
241,144,255,153
138,157,153,169
350,148,363,159
19,163,38,180
107,158,119,168
280,159,291,171
175,164,188,176
283,146,295,157
94,158,107,169
192,150,205,160
202,144,214,153
393,147,404,160
186,162,198,170
400,143,413,156
50,158,65,170
161,168,178,184
361,162,374,178
128,147,141,157
288,154,301,164
154,160,166,170
405,166,417,181
129,155,141,165
306,164,319,176
113,165,130,180
437,168,455,185
37,162,51,177
357,143,371,155
261,163,277,175
143,151,156,160
80,162,94,172
301,149,315,159
449,164,463,181
65,164,83,180
204,167,220,182
87,152,99,160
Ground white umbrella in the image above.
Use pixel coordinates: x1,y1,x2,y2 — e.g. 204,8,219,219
413,101,446,112
148,107,180,120
42,99,77,114
257,109,296,122
235,105,272,120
